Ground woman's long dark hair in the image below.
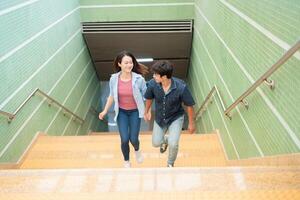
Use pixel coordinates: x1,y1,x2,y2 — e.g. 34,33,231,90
113,50,148,76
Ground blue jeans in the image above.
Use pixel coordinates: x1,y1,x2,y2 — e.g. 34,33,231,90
117,108,141,161
152,115,184,165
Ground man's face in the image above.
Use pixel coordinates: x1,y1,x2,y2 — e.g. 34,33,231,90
153,73,163,83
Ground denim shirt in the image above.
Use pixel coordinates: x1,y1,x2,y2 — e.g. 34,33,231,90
109,72,147,122
144,77,195,128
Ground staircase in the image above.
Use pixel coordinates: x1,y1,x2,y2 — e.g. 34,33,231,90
20,132,227,168
1,132,300,199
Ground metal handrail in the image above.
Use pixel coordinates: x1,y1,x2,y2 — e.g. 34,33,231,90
195,86,215,120
89,106,98,115
195,85,228,120
224,39,300,117
0,88,84,123
196,39,300,119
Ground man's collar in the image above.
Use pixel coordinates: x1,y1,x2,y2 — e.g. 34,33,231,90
156,77,177,91
170,78,177,90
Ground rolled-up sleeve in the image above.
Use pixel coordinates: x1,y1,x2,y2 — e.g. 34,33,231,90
144,81,154,99
182,86,195,106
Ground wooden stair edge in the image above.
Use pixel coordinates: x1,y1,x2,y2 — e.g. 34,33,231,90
213,129,300,167
89,132,153,135
90,130,218,135
0,132,46,169
2,165,300,174
217,128,300,166
2,190,300,200
227,152,300,166
0,163,19,169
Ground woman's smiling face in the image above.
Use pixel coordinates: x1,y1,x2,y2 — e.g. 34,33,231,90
118,55,133,73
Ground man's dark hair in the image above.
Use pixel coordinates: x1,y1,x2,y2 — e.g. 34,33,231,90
151,60,173,79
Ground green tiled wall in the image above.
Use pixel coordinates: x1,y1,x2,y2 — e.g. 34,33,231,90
0,0,105,163
79,0,194,22
189,0,300,159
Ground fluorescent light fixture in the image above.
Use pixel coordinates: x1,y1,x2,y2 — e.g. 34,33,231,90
136,58,153,62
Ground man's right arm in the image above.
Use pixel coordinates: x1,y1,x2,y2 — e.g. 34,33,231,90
143,80,154,121
144,99,152,121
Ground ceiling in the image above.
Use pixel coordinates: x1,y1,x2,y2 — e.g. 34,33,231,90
82,20,193,81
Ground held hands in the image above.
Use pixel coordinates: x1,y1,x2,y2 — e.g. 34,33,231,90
98,110,107,120
144,111,151,122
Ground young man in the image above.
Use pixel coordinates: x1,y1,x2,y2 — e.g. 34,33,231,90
144,60,196,167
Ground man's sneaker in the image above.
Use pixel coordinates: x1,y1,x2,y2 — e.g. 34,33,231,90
160,143,168,153
167,163,174,168
124,161,131,168
135,150,144,164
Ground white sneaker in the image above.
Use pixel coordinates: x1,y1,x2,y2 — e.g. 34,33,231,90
124,161,131,168
135,150,144,164
167,163,174,168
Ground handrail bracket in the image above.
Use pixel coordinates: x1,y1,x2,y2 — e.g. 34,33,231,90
225,112,232,120
241,99,249,110
264,79,275,90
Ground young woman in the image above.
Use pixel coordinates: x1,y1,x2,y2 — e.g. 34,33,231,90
99,50,148,168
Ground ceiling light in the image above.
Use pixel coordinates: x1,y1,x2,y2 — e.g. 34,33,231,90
136,58,153,63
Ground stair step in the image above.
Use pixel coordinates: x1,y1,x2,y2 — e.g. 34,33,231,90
20,133,226,169
0,167,299,194
3,190,300,200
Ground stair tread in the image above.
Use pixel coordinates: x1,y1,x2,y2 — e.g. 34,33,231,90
1,167,299,194
2,190,300,200
20,133,226,169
